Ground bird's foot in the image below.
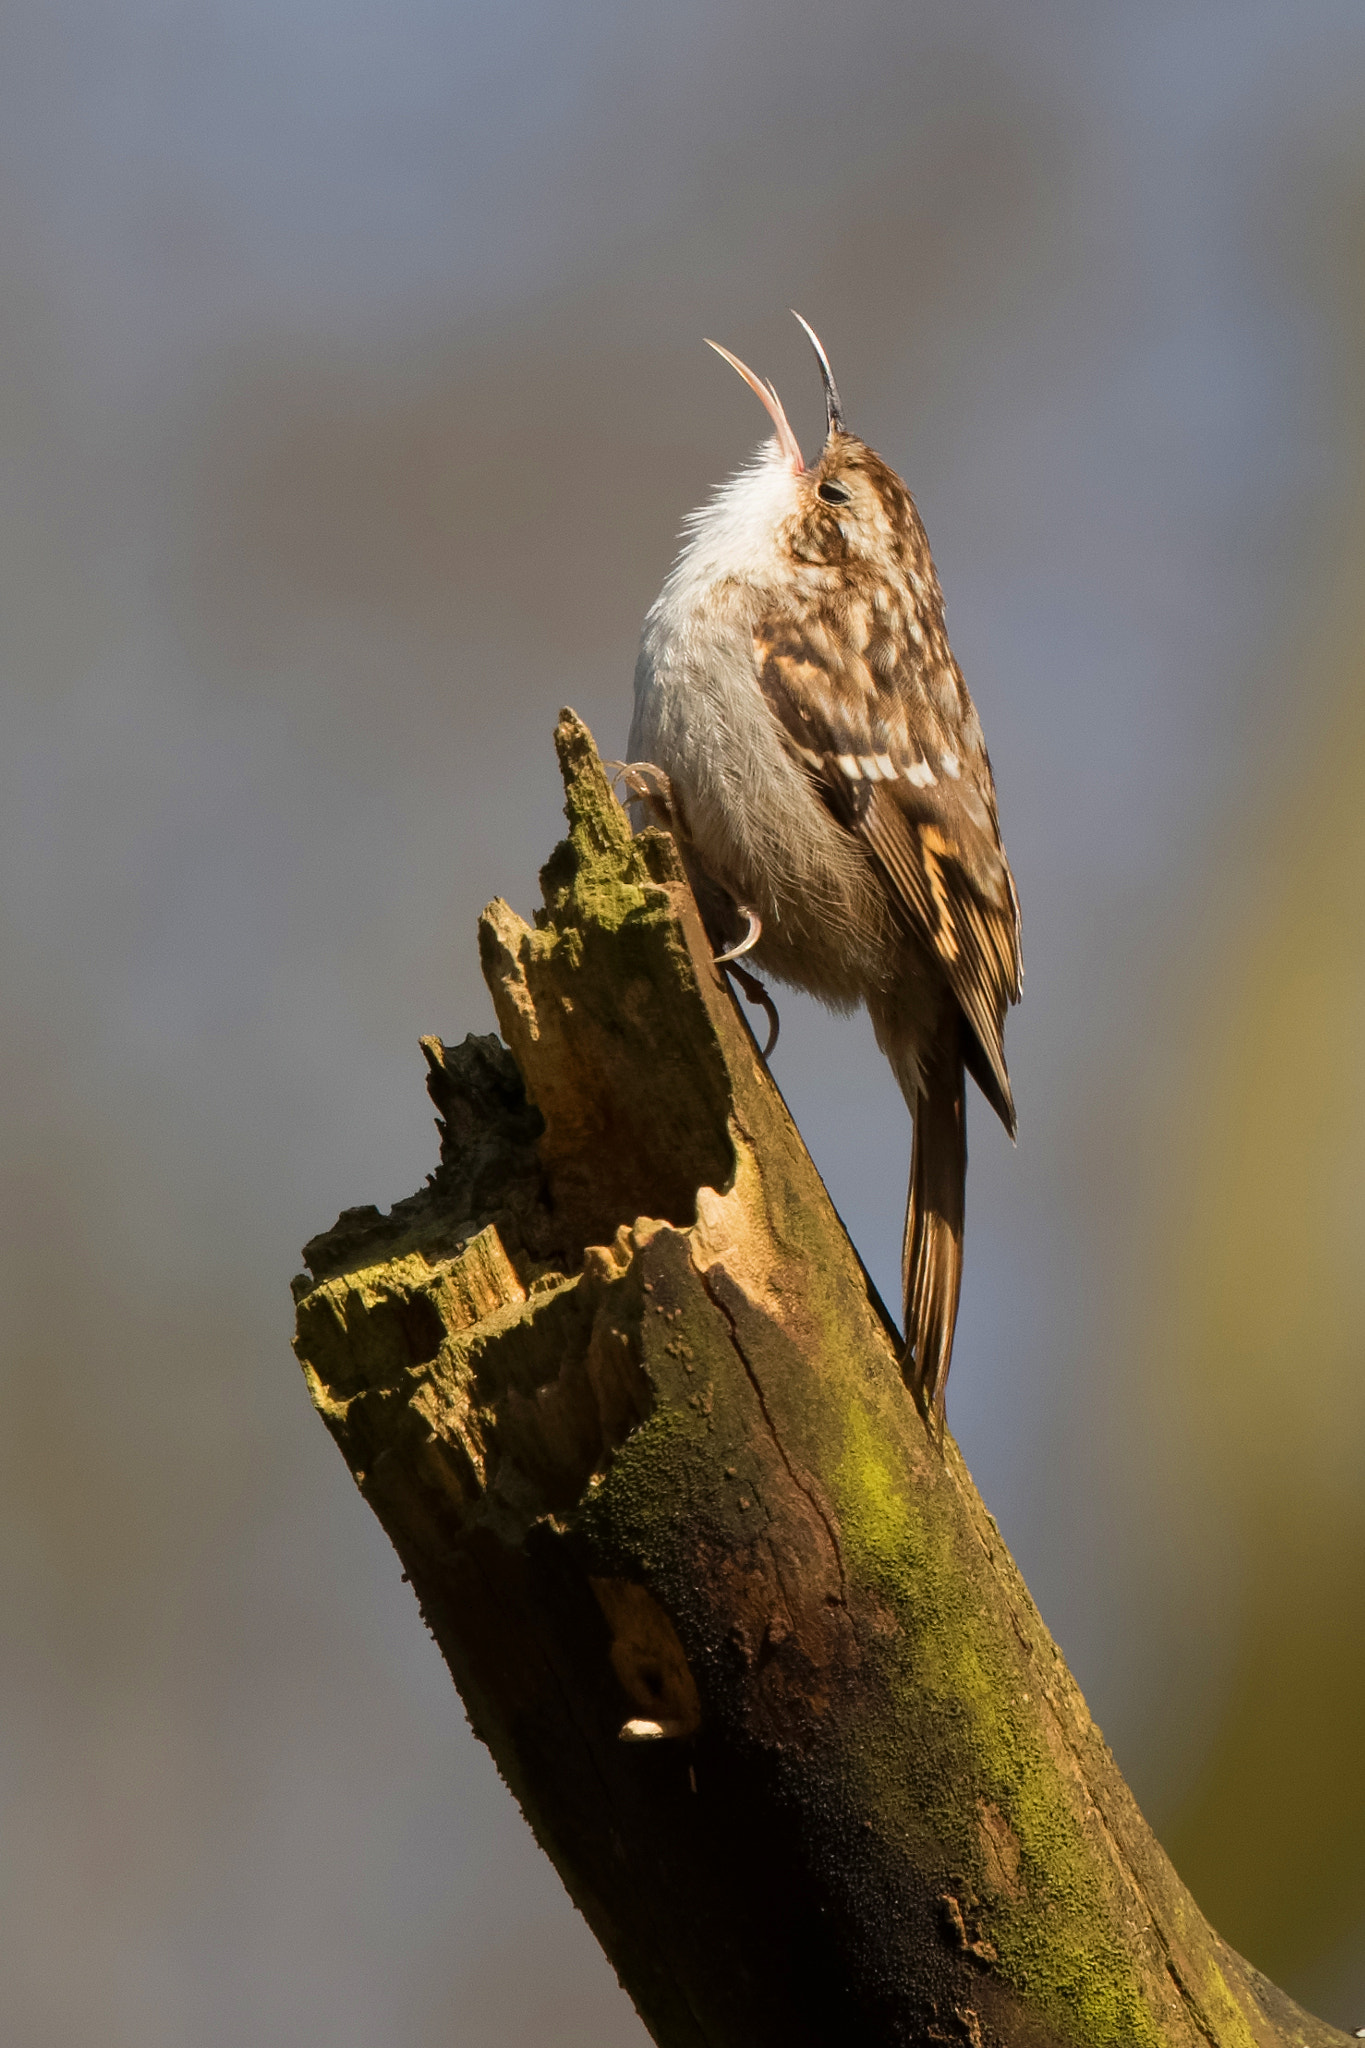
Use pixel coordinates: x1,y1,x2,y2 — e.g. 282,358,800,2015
605,759,675,818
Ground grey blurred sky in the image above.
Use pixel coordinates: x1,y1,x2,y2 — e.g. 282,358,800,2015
4,3,1365,2042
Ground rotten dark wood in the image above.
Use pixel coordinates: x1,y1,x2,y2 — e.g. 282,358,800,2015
292,711,1349,2048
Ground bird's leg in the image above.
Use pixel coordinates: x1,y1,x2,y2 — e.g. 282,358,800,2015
720,960,780,1061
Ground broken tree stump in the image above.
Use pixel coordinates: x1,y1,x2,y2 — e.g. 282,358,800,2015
291,710,1349,2048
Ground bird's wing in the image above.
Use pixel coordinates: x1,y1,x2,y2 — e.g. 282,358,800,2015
754,605,1021,1133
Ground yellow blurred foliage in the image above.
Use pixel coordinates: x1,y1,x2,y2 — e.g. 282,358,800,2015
1146,240,1365,1989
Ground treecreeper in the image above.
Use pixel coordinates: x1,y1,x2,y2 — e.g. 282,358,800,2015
292,710,1349,2048
627,314,1021,1423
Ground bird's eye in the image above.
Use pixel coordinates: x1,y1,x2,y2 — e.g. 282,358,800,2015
817,479,852,505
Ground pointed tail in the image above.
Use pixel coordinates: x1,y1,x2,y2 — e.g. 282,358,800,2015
901,1019,967,1429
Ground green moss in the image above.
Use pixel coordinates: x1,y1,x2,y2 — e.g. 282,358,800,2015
536,711,701,952
537,710,652,936
572,1401,698,1575
556,710,633,854
1200,1964,1261,2048
832,1405,926,1582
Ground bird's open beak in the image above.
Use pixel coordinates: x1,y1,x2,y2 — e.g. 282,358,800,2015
791,312,846,439
705,339,805,474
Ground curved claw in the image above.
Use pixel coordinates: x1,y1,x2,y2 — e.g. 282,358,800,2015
721,960,780,1061
604,759,675,809
712,908,761,966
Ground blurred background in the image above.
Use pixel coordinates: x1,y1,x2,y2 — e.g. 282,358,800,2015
3,1,1365,2041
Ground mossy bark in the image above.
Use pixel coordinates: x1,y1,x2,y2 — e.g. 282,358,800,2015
292,712,1348,2048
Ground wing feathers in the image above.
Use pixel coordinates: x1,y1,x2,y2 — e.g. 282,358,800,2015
756,620,1021,1136
858,791,1017,1136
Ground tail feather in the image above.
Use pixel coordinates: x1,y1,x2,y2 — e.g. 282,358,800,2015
901,1024,967,1428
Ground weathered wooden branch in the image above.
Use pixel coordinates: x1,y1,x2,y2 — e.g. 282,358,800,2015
292,712,1348,2048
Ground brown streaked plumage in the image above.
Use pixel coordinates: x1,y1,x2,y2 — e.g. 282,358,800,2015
627,316,1021,1426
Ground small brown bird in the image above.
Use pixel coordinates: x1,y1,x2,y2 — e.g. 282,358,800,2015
627,316,1021,1423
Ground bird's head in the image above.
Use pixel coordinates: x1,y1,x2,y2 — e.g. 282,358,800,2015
704,314,922,578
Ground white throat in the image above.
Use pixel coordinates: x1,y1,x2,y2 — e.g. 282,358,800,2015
657,439,800,614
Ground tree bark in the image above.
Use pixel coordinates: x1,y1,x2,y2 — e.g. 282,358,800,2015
292,711,1349,2048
